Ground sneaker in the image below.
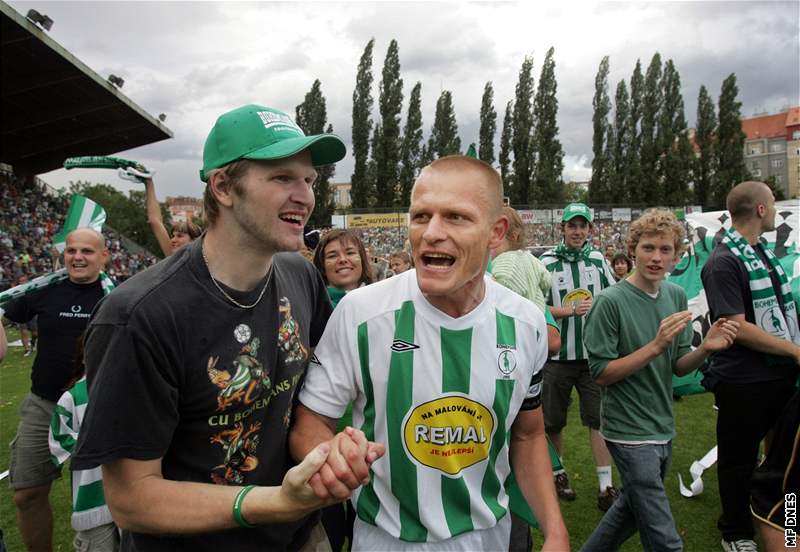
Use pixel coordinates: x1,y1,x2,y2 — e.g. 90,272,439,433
554,472,576,501
721,539,758,552
597,485,619,512
23,349,31,357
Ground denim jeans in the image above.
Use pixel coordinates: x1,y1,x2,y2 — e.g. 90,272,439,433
580,441,682,552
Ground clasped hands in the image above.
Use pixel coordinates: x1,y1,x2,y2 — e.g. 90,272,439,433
308,427,385,501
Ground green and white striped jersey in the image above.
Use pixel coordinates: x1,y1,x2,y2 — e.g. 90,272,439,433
540,248,616,361
299,271,548,544
48,377,114,532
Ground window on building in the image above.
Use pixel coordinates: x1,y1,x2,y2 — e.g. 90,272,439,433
794,130,800,140
775,174,783,184
770,142,784,152
772,159,784,169
752,168,762,177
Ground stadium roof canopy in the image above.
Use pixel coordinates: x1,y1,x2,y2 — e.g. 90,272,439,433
0,1,172,177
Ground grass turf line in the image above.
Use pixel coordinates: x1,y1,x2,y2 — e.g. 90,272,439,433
0,328,722,551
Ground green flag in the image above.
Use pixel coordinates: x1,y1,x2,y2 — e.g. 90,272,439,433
52,194,106,252
465,143,478,159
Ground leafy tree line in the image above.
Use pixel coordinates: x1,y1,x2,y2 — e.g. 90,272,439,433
588,53,749,209
300,40,567,209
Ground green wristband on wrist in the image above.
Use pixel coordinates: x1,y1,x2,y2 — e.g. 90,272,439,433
233,485,257,529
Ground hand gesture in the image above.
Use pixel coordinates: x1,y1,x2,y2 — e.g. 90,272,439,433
279,442,335,511
700,318,739,354
574,298,593,317
308,427,385,501
652,311,692,354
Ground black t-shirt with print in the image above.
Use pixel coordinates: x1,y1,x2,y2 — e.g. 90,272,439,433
2,278,103,401
72,240,333,551
701,242,796,386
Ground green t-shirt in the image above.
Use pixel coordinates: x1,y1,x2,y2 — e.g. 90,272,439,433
584,280,693,442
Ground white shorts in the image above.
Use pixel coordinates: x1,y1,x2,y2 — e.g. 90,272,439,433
352,513,511,551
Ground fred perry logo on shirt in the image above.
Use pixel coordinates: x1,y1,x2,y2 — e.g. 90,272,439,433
391,339,419,353
497,349,517,377
71,305,82,313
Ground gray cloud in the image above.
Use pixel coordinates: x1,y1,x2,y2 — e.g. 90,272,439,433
11,1,799,199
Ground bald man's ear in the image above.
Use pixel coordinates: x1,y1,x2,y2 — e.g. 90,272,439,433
488,214,510,252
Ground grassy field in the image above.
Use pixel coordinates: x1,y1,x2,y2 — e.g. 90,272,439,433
1,328,724,551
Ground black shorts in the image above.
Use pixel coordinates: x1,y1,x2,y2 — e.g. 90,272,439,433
751,389,800,531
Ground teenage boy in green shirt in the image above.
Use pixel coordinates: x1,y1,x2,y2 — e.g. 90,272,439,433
580,209,739,551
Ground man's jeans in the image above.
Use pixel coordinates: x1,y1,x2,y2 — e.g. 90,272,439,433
581,441,682,552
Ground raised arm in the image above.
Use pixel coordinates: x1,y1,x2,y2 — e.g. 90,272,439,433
143,178,174,257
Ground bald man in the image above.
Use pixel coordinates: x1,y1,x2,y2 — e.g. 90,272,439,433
701,181,800,552
2,228,109,551
291,156,569,551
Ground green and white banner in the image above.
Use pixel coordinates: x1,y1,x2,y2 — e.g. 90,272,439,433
668,199,800,395
52,194,106,253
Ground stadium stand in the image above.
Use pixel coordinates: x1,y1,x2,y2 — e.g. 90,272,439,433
0,1,172,291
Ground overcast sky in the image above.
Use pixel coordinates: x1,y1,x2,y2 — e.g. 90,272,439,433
12,0,799,199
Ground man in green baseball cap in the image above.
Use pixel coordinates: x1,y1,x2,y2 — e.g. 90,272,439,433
539,201,620,512
73,104,385,551
199,104,346,182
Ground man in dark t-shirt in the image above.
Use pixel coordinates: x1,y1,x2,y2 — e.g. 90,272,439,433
73,104,383,552
1,228,108,551
701,181,800,552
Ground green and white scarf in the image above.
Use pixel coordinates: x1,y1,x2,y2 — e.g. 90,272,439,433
553,240,593,263
722,227,799,349
0,269,115,306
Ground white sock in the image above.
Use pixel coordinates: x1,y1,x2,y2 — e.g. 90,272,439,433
597,465,612,491
553,468,566,476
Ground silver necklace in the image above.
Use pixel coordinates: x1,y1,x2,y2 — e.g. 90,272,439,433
202,246,272,309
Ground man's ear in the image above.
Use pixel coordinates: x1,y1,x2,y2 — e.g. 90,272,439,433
208,171,235,209
488,215,510,251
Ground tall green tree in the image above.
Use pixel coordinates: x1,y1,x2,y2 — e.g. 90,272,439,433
428,90,461,158
511,56,535,205
694,85,716,207
350,39,375,208
611,80,631,203
713,74,748,208
366,124,381,206
603,125,616,204
499,100,514,193
398,82,423,207
627,59,644,203
316,123,337,223
640,53,663,205
295,80,335,226
589,56,611,204
374,40,404,207
531,47,564,203
478,82,497,165
657,60,692,206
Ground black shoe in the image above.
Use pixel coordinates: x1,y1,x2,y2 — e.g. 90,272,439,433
554,472,576,501
598,485,619,512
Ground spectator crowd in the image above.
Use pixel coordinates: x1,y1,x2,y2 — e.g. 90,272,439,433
0,172,158,291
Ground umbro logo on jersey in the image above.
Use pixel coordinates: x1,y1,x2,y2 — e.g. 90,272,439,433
391,339,419,353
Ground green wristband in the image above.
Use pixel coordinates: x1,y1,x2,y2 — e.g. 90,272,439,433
232,485,257,529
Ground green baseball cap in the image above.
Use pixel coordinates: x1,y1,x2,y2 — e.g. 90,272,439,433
199,104,346,182
562,202,593,223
